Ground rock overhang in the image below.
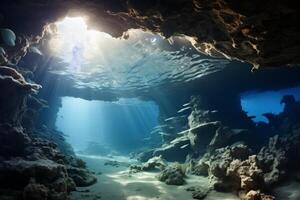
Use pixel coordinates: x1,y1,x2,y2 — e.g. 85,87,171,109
1,0,300,68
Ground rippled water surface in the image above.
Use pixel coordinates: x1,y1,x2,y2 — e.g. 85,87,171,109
48,21,229,91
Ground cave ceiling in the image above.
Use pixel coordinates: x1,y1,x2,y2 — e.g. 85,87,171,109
1,0,299,67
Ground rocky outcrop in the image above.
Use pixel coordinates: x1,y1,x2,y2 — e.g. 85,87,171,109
257,132,300,186
188,121,221,154
153,134,191,162
0,159,73,200
185,94,300,199
0,64,96,199
186,186,211,200
67,167,97,187
130,156,167,173
0,66,40,125
158,164,186,185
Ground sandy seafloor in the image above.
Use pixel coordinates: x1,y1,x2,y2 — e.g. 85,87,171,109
68,155,300,200
68,154,239,200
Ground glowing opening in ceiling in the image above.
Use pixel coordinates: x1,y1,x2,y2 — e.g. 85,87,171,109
48,16,112,71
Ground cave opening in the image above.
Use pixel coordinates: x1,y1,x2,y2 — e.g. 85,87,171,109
241,86,300,122
55,97,160,155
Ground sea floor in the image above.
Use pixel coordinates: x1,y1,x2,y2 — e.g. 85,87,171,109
69,154,239,200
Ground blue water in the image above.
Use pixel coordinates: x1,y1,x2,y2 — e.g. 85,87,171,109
241,86,300,122
56,97,159,153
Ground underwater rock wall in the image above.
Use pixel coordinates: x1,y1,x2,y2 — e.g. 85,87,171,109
0,30,96,200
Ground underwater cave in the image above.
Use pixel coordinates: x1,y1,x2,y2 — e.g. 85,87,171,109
1,1,300,200
55,97,160,153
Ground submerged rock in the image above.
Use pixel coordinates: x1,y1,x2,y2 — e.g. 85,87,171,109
130,156,167,172
239,190,275,200
0,158,74,200
158,164,186,185
186,186,211,200
257,131,300,186
188,121,221,154
23,179,49,200
67,167,97,187
153,134,191,162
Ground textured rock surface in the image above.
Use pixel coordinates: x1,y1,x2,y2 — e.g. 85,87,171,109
1,1,300,68
153,134,191,162
158,164,186,185
130,156,167,172
0,64,96,199
186,186,211,199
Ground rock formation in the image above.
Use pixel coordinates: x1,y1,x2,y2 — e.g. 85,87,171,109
158,163,186,185
1,1,300,68
0,2,300,200
0,29,96,199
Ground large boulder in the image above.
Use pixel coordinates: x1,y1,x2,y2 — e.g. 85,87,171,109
0,159,73,200
158,164,186,185
67,167,97,187
130,156,167,172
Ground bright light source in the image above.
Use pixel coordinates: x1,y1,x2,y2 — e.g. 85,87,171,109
48,16,112,72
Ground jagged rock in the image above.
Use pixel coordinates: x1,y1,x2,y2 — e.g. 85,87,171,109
208,127,251,151
130,156,167,172
186,186,210,199
257,131,300,186
153,134,191,162
67,167,97,187
158,164,186,185
30,127,75,156
187,158,209,176
23,180,49,200
143,156,167,170
0,66,40,124
0,158,75,200
190,143,264,192
239,190,275,200
188,121,221,154
1,1,300,67
0,159,67,186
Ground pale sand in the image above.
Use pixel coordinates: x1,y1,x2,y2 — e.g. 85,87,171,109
69,154,239,200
